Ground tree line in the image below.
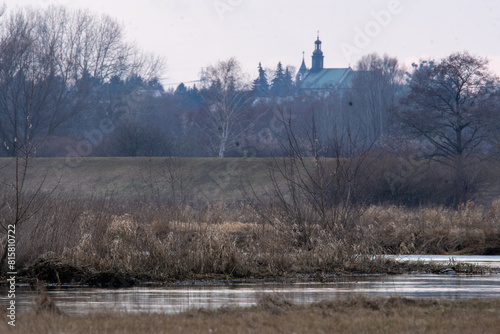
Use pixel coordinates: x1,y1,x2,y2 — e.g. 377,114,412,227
1,5,500,206
0,5,164,159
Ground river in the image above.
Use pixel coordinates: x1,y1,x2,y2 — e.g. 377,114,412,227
2,255,500,314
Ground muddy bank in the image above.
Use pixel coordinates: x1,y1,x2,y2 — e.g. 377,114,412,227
7,258,137,288
1,255,490,288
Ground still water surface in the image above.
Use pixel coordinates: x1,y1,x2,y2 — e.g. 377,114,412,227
385,254,500,267
2,255,500,315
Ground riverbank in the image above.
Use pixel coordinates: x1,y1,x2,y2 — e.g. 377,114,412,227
4,255,491,288
1,196,499,283
4,295,500,333
1,157,499,282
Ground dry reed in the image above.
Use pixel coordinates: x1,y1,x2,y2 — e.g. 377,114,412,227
2,196,499,281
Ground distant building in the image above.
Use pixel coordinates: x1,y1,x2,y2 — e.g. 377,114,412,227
296,34,355,92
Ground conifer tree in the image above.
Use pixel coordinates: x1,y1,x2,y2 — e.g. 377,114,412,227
174,83,187,96
283,66,295,96
271,62,285,96
252,62,270,96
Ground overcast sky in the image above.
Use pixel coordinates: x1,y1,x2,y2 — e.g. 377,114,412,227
4,0,500,88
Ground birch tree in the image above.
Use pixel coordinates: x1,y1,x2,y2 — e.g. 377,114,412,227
199,58,252,158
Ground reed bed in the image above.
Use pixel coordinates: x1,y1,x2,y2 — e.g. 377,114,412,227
3,196,499,282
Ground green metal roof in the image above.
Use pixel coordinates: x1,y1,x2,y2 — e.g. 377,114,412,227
339,69,358,89
300,67,353,90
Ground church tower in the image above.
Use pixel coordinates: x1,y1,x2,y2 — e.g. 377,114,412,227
296,33,354,91
296,51,308,82
311,33,324,72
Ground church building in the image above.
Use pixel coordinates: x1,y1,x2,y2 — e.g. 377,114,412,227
296,34,355,91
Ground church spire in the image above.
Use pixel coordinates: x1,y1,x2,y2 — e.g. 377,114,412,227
296,51,308,83
311,32,324,72
299,51,307,71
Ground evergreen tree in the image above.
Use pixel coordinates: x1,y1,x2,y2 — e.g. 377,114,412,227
270,62,285,96
283,66,295,96
174,82,188,96
147,78,165,92
187,85,203,107
125,74,144,91
252,62,269,96
106,75,125,96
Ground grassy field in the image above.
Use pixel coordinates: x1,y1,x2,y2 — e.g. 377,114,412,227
1,155,499,203
4,295,500,334
0,157,273,202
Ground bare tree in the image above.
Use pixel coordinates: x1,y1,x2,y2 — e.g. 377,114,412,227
139,156,194,208
0,78,56,271
0,5,164,270
398,51,498,205
0,6,165,156
111,119,168,156
198,58,253,158
349,53,405,142
245,108,373,246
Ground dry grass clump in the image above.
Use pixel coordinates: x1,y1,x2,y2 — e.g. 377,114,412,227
5,296,500,334
255,293,294,315
33,283,63,315
360,200,500,254
9,198,368,280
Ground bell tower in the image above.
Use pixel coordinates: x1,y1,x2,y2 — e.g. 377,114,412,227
311,32,324,72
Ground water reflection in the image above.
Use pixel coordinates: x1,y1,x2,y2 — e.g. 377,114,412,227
2,273,500,315
385,255,500,267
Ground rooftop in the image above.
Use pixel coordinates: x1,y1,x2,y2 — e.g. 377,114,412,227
300,67,354,90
